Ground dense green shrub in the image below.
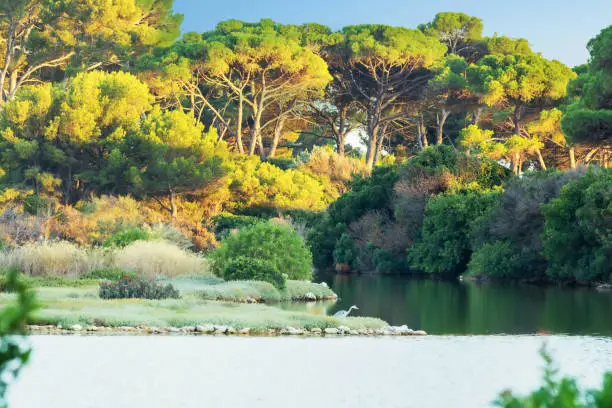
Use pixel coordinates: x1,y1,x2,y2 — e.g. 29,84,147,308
332,233,359,271
211,222,313,280
222,256,286,289
23,195,56,216
266,157,297,170
469,170,584,281
212,214,263,238
308,146,510,273
542,168,612,283
81,268,134,281
99,275,180,300
467,242,541,280
408,190,500,278
103,228,151,248
309,165,399,268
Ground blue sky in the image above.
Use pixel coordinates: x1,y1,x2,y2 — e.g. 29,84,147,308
173,0,612,67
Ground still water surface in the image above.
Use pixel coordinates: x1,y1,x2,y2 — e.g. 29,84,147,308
311,275,612,336
10,335,612,408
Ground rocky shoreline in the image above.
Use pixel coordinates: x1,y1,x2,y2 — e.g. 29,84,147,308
27,324,427,337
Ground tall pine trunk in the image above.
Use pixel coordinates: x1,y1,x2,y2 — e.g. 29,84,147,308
269,115,287,158
569,147,576,169
436,108,450,145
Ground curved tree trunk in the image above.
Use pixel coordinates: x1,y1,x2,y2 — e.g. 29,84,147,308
436,108,450,145
268,115,287,158
536,149,547,171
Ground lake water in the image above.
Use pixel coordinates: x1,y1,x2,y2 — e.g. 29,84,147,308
10,335,612,408
10,276,612,407
315,275,612,336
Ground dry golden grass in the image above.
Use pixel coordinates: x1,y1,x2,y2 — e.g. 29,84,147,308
0,241,109,277
300,146,366,191
113,240,210,278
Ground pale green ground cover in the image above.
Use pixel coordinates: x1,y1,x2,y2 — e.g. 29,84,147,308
1,279,386,331
194,279,337,302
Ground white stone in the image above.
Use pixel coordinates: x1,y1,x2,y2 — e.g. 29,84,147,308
304,292,317,301
324,328,339,335
70,324,83,331
196,324,215,333
414,330,428,336
337,325,349,333
310,328,322,334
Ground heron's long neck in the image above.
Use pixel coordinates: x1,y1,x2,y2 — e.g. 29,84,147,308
347,306,355,316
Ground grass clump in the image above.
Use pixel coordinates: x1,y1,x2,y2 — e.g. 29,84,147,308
81,268,133,281
99,275,180,300
197,280,336,303
113,241,209,279
197,281,282,303
103,228,151,248
0,241,105,277
283,280,336,301
223,257,286,289
0,270,98,290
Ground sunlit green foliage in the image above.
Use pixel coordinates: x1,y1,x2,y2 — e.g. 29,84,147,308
562,25,612,150
0,0,182,103
211,222,313,281
222,256,286,290
419,12,483,55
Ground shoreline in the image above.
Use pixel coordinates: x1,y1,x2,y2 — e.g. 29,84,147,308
27,324,428,337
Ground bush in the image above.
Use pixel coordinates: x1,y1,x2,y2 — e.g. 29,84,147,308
308,165,399,269
113,241,209,279
81,268,133,281
103,228,151,248
542,168,612,283
212,214,263,238
333,233,359,271
467,241,541,280
469,170,585,282
408,191,500,278
211,222,313,281
222,256,286,289
23,195,56,216
99,275,180,300
0,241,105,277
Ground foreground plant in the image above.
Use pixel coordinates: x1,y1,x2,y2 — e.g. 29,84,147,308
494,346,612,407
0,270,37,408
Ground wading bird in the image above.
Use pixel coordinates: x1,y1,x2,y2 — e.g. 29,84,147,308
333,305,359,318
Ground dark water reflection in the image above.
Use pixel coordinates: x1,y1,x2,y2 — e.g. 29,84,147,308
318,274,612,336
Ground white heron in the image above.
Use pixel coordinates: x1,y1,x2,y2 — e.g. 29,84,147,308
333,305,359,317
